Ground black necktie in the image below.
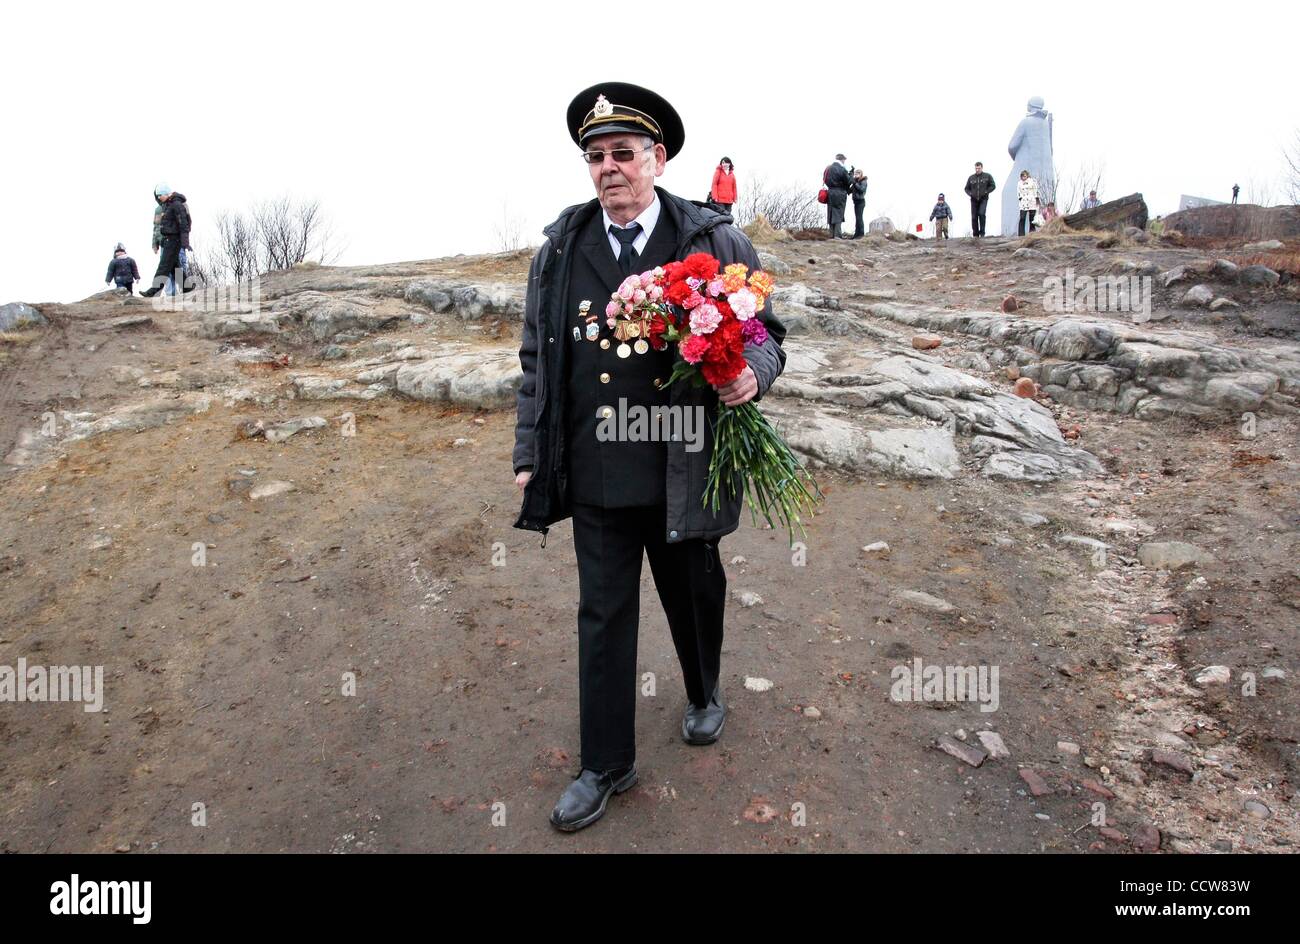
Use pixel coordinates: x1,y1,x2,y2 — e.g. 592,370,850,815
610,223,642,277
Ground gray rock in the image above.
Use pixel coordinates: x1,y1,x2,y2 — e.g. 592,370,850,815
1194,665,1231,685
0,302,46,331
1240,264,1280,287
404,280,525,320
264,416,327,443
976,731,1010,758
895,589,955,614
756,251,792,276
1180,285,1215,307
936,735,987,767
394,349,522,409
1242,239,1284,252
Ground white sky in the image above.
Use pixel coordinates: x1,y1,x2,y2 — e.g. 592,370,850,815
3,0,1297,304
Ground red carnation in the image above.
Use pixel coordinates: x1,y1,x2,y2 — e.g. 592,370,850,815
681,253,719,281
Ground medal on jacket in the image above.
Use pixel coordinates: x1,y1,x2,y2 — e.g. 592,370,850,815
578,300,600,342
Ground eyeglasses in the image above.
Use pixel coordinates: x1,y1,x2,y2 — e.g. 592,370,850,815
582,146,654,165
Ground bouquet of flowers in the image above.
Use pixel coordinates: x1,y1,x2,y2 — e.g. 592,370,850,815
605,252,821,541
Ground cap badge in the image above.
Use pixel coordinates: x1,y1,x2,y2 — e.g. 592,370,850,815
593,94,613,118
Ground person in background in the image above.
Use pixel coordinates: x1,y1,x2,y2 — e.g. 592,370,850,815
142,184,192,298
1080,190,1101,210
824,153,852,239
1040,201,1057,225
1017,170,1040,236
849,169,868,239
964,161,996,238
104,242,140,294
929,194,954,239
1232,183,1240,205
710,156,737,215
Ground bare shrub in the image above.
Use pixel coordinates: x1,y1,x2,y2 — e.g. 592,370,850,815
733,175,825,232
198,197,339,284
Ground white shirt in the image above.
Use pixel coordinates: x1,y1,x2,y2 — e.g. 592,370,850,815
603,193,660,259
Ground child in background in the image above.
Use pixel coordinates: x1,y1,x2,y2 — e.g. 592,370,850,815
929,194,954,239
105,242,141,294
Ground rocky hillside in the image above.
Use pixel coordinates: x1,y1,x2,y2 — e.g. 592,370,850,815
0,225,1296,853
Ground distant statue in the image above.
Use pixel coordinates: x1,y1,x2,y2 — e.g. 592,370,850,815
1002,96,1054,237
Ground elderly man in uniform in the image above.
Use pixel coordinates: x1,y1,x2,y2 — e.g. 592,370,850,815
513,82,786,832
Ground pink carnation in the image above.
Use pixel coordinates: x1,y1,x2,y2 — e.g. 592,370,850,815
605,300,621,319
639,271,656,289
617,276,640,301
682,290,705,310
706,279,725,297
680,334,710,364
741,317,769,345
729,287,758,321
689,303,722,334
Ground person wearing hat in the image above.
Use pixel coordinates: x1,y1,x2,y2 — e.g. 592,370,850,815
929,194,954,239
104,242,141,294
142,183,193,297
823,154,852,238
513,82,787,833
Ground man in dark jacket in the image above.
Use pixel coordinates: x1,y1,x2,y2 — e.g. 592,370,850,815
105,242,141,293
964,161,996,238
514,82,786,832
824,154,852,238
142,184,192,297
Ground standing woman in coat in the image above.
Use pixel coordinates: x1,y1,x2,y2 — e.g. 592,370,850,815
1017,170,1040,236
710,156,737,214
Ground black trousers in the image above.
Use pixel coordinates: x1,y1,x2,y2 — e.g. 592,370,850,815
852,199,866,237
1018,209,1036,236
570,501,726,772
150,237,186,292
970,196,988,236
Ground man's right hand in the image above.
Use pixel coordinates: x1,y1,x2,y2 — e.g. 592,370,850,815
515,470,532,492
153,246,159,254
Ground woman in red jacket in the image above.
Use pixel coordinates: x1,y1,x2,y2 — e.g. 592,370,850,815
710,156,737,214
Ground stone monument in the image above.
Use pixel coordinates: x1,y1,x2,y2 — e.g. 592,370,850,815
1002,96,1055,237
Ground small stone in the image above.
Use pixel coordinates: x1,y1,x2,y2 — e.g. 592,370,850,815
1000,294,1020,313
451,437,474,448
1181,284,1214,307
1195,665,1231,685
1080,779,1115,799
1013,377,1037,398
976,731,1010,758
730,555,747,565
744,676,774,693
936,735,987,768
911,335,942,350
862,541,890,555
1209,297,1241,311
1019,511,1049,527
1243,800,1272,820
1138,541,1214,570
803,706,822,720
1150,749,1195,776
1003,365,1021,380
1100,827,1126,842
249,480,296,501
1034,813,1051,821
1261,667,1286,680
1018,768,1051,796
1057,741,1081,756
732,590,763,608
894,590,955,614
1133,825,1161,853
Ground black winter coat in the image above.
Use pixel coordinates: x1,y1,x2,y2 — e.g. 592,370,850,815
159,194,192,248
513,188,787,544
824,162,852,193
105,254,140,283
964,172,996,201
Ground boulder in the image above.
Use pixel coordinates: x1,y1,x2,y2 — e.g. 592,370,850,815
0,302,45,331
1239,265,1280,287
1162,204,1300,240
1062,193,1148,232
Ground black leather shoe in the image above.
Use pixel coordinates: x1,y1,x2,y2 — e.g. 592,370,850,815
140,286,160,298
681,684,726,745
549,765,637,832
